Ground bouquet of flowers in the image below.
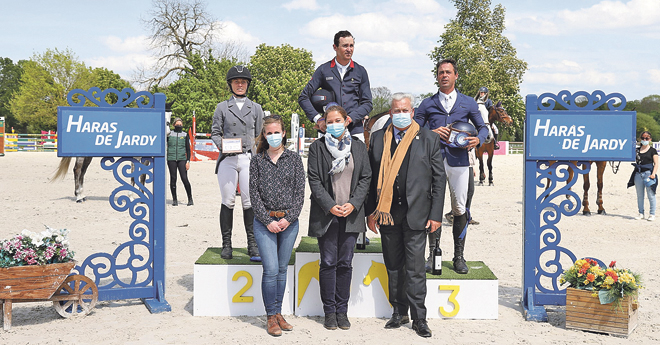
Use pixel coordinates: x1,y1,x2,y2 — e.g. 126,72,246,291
560,258,642,306
0,226,75,268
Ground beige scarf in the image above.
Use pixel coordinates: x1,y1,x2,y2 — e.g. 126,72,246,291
370,121,420,225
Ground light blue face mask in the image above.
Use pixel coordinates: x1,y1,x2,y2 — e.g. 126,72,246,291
641,140,650,146
392,112,412,129
266,133,283,148
326,122,346,138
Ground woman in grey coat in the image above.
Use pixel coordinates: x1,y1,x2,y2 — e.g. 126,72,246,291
307,105,371,330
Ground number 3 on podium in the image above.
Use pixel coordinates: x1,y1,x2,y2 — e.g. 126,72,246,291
232,270,254,303
438,285,460,317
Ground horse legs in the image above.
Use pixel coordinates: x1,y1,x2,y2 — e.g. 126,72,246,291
596,161,607,214
477,152,486,186
582,165,592,215
487,149,494,186
74,157,92,203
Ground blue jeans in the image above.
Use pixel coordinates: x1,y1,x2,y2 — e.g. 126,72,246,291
634,172,656,215
253,217,299,316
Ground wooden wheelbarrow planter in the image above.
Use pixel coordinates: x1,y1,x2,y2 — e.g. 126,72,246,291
0,262,98,330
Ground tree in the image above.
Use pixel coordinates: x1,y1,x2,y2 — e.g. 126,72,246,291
0,57,26,132
637,112,660,139
248,43,316,136
139,0,246,88
9,48,96,132
165,52,237,133
369,86,391,116
92,67,134,104
429,0,527,140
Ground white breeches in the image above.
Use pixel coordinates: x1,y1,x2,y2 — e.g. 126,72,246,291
217,153,252,209
444,158,470,216
491,123,499,135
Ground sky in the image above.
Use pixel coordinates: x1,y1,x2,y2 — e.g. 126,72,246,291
1,0,659,103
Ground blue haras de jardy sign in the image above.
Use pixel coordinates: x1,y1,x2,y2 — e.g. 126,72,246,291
526,111,636,161
57,107,165,157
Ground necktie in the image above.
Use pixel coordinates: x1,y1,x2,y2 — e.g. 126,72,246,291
397,131,405,143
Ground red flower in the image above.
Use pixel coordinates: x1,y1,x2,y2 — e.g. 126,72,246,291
605,271,618,283
586,273,595,282
579,267,588,274
609,261,616,268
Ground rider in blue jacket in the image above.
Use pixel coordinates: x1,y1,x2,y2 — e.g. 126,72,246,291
415,58,488,275
298,30,372,141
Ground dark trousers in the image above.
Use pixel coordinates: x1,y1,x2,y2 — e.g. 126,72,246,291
380,218,427,320
167,160,192,198
317,217,358,314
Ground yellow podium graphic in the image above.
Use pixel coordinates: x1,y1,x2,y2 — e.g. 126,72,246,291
297,260,320,307
363,260,390,306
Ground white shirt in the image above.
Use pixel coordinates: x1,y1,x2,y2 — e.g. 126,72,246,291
438,89,457,113
233,96,246,111
335,58,350,80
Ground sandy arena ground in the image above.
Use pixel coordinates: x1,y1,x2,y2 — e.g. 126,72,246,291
0,152,658,344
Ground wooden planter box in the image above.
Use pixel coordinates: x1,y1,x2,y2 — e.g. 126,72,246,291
565,288,638,337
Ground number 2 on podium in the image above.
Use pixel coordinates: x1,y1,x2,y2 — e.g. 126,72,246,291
232,270,254,303
438,285,460,317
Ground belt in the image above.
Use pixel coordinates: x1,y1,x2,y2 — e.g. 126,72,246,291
268,210,287,218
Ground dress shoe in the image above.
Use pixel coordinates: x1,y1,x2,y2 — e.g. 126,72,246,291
412,319,432,338
172,200,178,206
275,313,292,331
336,312,351,330
384,313,410,329
267,315,282,336
187,199,194,206
324,313,337,330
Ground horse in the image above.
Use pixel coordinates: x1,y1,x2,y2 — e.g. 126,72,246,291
52,112,172,203
545,161,611,215
475,101,513,186
363,110,391,150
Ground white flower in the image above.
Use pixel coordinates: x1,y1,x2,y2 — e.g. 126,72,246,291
56,235,64,243
21,229,31,236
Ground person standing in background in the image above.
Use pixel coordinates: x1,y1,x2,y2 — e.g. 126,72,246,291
167,117,193,206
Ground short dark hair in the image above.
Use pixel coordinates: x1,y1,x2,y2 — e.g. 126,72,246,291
334,30,353,47
436,58,457,75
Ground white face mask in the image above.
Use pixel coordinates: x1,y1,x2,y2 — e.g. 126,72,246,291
392,112,412,128
266,133,283,148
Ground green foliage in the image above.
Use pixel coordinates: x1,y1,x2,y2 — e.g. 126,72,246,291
429,0,527,140
0,58,26,132
165,52,237,133
636,112,660,139
370,86,391,116
92,67,133,104
248,43,316,136
9,48,96,133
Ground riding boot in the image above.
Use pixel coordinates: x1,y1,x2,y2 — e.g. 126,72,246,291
493,133,500,150
243,208,259,257
170,185,178,206
220,205,234,259
185,185,194,206
425,229,441,272
452,213,469,274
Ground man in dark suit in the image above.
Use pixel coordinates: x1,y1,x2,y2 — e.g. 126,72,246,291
415,58,489,274
366,92,446,338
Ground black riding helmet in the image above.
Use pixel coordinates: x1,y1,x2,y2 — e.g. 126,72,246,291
226,65,252,97
311,88,336,114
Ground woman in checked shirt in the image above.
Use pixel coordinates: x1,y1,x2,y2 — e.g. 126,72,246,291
249,115,305,336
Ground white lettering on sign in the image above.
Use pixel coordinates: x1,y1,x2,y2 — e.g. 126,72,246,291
114,131,157,149
534,118,628,153
534,119,585,137
66,115,117,133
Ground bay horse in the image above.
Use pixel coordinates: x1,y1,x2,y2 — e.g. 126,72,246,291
546,161,609,215
475,101,512,186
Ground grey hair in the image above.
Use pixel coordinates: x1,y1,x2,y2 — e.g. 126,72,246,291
390,92,415,108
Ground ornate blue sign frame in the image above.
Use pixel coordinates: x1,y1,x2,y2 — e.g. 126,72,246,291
57,87,171,313
522,90,635,321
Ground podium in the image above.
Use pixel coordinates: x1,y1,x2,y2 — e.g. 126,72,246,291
193,247,295,316
194,237,498,319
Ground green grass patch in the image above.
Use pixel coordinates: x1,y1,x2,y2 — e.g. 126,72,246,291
195,247,295,265
296,236,383,253
426,261,497,280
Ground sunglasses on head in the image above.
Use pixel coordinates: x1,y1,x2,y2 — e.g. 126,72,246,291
642,136,651,140
265,114,282,120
